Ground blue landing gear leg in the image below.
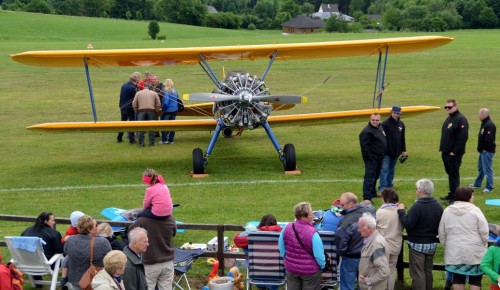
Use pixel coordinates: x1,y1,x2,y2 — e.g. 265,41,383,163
193,119,225,174
262,122,296,171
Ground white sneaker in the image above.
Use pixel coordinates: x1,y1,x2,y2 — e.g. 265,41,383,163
169,142,174,144
483,188,493,193
469,184,481,189
159,141,169,144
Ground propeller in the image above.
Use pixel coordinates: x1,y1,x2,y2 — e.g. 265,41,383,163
183,93,307,104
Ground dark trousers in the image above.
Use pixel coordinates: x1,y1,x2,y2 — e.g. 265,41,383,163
285,270,322,290
442,153,462,200
409,247,435,290
363,158,383,201
117,110,136,141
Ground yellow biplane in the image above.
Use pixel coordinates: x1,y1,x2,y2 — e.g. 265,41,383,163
11,36,453,174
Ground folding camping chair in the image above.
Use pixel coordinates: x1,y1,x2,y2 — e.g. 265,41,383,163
318,231,339,289
246,231,287,290
173,248,205,290
5,236,64,290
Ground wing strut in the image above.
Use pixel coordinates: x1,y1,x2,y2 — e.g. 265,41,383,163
372,46,389,109
198,54,222,90
261,51,278,82
84,58,98,122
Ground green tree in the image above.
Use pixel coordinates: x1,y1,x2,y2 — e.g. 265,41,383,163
478,6,498,27
301,2,315,15
325,14,349,32
24,0,53,13
253,0,276,20
53,0,83,15
280,0,300,18
148,20,160,39
382,7,401,30
159,0,207,26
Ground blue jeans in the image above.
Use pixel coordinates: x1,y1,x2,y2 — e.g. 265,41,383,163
473,151,494,190
339,257,359,290
161,112,177,143
379,155,398,191
136,110,156,145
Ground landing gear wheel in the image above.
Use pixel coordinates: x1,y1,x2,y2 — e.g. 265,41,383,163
193,148,205,174
283,143,296,171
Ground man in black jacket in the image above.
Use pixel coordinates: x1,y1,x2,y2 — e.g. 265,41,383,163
359,112,387,201
397,179,443,290
470,107,496,192
439,99,468,202
379,106,407,191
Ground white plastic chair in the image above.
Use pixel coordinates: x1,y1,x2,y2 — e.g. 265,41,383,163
5,236,64,290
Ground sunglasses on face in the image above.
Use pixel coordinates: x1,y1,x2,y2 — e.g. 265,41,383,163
444,106,454,109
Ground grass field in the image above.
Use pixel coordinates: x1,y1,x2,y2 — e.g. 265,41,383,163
2,9,500,289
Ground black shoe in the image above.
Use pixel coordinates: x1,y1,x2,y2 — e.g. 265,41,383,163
117,139,123,143
129,139,137,144
139,143,145,147
440,196,451,201
149,143,155,146
59,277,68,289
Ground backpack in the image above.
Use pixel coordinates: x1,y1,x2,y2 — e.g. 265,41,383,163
176,97,184,112
0,262,23,290
7,263,23,290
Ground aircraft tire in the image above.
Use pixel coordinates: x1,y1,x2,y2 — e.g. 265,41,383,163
193,148,205,174
283,143,296,171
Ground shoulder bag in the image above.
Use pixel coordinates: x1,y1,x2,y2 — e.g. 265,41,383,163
78,237,102,290
292,223,332,272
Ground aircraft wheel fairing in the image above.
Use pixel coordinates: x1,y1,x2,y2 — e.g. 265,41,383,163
283,143,296,171
193,148,205,174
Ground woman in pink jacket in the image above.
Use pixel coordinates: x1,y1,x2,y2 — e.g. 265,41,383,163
137,169,173,219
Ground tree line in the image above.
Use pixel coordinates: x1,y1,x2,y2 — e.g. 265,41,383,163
2,0,499,32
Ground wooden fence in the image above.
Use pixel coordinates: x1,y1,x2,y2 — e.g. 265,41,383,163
0,214,457,286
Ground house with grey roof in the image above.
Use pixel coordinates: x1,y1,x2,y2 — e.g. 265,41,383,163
281,15,325,34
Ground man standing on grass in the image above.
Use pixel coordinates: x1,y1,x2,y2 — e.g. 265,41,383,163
470,107,496,193
379,106,406,192
397,179,443,290
117,72,140,144
359,112,387,201
439,98,468,203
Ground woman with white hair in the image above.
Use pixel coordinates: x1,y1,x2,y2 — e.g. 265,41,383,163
92,250,128,290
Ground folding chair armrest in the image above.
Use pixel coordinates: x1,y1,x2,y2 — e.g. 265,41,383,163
47,253,64,265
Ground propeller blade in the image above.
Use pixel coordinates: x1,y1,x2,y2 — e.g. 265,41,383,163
255,95,308,104
183,93,239,102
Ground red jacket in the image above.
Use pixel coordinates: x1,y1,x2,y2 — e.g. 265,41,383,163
0,264,13,290
61,226,79,244
233,225,282,248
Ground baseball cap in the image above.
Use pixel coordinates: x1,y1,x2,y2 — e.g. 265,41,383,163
391,106,402,115
332,199,342,206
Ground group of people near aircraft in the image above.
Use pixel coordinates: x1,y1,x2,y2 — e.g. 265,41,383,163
117,72,180,147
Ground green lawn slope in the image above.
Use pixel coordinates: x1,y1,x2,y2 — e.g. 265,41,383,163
1,10,500,289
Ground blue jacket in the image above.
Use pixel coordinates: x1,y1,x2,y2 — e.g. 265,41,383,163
162,89,179,113
119,81,137,112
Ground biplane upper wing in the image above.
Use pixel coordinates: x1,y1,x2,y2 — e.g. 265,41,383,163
11,36,453,67
27,106,439,133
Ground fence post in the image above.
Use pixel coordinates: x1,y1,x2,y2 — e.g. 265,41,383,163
217,224,225,276
396,242,404,289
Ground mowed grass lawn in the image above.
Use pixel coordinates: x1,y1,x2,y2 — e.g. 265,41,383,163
1,10,500,289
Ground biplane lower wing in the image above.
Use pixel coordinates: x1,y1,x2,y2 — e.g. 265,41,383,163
27,106,438,133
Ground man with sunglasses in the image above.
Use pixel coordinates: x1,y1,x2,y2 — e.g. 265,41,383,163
439,99,469,203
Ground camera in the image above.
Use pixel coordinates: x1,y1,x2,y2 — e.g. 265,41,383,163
399,155,408,164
